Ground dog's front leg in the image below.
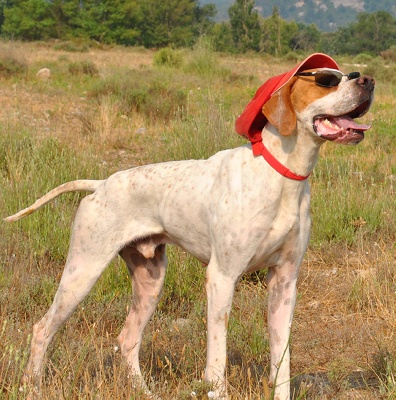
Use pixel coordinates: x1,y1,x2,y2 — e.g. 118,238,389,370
266,264,298,400
205,263,238,399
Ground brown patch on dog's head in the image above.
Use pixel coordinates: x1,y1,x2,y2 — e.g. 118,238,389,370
262,71,338,136
262,78,297,137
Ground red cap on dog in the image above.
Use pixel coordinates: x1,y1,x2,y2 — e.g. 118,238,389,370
235,53,339,154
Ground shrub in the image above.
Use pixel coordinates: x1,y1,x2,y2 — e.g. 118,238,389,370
0,47,28,78
68,60,99,76
184,37,230,78
353,53,373,65
363,58,396,84
89,69,187,121
282,51,300,63
153,48,183,69
380,46,396,63
53,40,90,53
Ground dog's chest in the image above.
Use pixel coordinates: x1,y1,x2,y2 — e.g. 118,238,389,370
242,186,312,271
252,213,303,268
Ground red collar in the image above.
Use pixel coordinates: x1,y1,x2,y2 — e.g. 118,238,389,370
252,141,310,181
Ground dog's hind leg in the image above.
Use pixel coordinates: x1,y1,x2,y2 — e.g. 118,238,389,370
118,244,167,392
23,250,119,392
21,199,124,392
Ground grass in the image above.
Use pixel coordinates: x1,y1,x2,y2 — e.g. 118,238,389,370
0,41,395,399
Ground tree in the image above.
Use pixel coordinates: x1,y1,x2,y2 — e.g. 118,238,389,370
1,0,215,47
353,11,396,54
228,0,261,52
193,3,216,37
291,23,321,52
261,7,299,56
3,0,55,40
0,0,14,33
73,0,142,45
209,21,235,53
322,11,396,55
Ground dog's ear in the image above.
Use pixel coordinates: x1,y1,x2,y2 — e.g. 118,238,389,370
262,79,296,136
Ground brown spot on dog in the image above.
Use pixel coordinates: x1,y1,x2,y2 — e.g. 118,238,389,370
284,250,296,264
269,277,286,314
268,327,281,345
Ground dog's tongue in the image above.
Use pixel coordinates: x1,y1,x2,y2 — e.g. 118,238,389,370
331,115,371,131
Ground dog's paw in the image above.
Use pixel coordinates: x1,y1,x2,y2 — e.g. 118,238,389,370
207,390,229,399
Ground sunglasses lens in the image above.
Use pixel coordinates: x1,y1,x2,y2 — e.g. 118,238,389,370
315,70,342,87
348,71,361,80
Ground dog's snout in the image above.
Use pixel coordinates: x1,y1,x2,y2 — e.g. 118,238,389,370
356,75,375,91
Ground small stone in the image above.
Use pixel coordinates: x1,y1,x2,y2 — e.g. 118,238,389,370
36,68,51,81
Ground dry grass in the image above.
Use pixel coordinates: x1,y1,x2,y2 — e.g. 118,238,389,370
0,41,395,399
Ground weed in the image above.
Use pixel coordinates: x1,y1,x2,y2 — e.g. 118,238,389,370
363,58,396,84
372,348,396,397
184,37,230,78
0,320,30,396
155,90,244,162
353,52,374,65
0,43,28,77
89,69,188,122
380,45,396,62
154,47,184,69
0,128,105,261
160,247,206,316
53,40,90,53
311,148,395,246
68,60,99,76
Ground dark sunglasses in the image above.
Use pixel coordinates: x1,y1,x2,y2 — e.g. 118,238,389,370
295,68,361,87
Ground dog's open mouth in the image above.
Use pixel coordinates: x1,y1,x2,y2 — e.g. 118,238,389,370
314,102,372,145
314,116,371,144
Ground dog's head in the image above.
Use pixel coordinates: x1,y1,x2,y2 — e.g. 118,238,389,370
262,68,375,145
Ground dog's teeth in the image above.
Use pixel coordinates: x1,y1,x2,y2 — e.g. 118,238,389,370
323,118,338,129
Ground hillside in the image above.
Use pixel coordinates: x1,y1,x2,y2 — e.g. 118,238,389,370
203,0,396,31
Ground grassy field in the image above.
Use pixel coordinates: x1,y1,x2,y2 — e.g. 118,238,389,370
0,41,395,399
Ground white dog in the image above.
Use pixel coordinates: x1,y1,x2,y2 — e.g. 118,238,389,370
5,53,374,399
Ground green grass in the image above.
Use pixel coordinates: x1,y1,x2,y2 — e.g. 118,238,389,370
309,82,396,248
0,128,106,262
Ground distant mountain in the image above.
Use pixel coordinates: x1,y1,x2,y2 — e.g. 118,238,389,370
202,0,396,31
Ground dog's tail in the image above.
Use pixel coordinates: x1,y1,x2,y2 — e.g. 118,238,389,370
4,180,104,222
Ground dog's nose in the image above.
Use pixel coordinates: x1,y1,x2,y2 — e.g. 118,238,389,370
357,75,375,91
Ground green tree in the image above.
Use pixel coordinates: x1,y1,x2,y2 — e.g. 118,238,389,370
73,0,142,44
3,0,55,40
353,11,396,54
1,0,214,47
137,0,206,48
209,21,235,53
323,11,396,55
291,23,321,52
193,3,216,37
228,0,261,52
261,7,299,56
0,0,14,33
